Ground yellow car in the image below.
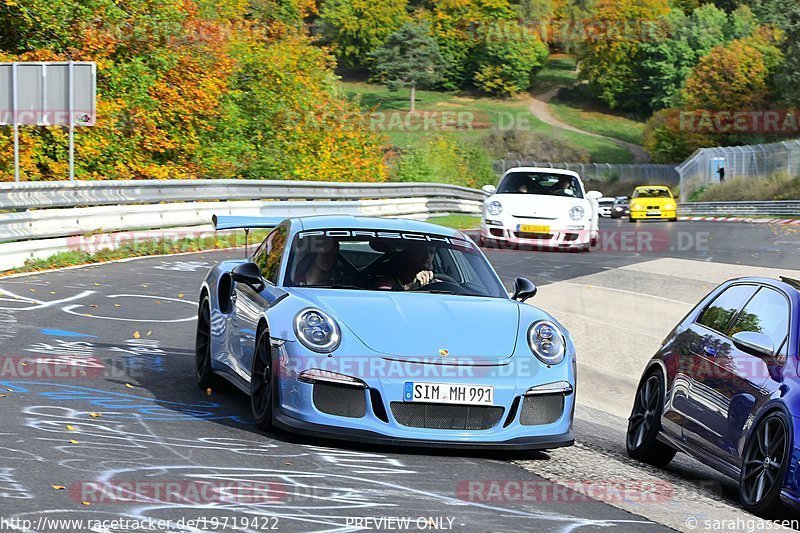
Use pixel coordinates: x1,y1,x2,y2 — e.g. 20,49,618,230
628,186,678,222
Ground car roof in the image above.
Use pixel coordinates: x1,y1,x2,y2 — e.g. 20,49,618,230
724,276,800,297
634,185,671,190
503,167,580,178
292,215,465,238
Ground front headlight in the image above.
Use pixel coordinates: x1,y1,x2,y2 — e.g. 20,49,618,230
664,203,676,210
486,201,503,216
527,320,566,365
568,206,585,220
631,202,643,210
294,308,341,352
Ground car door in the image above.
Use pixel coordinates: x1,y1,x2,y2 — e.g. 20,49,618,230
725,286,791,461
670,283,759,458
233,224,289,380
680,284,788,464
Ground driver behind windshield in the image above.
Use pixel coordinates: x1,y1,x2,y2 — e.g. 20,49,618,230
554,176,575,196
375,245,435,291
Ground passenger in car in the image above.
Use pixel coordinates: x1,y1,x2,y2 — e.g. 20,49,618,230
294,237,340,286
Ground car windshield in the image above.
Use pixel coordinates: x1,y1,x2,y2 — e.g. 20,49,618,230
614,197,629,205
634,188,672,198
496,172,584,199
285,229,507,298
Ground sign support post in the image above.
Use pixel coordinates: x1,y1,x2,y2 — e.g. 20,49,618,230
68,60,74,182
11,62,18,183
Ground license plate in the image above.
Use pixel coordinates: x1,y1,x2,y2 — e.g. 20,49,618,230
646,210,661,215
518,224,550,233
404,382,494,406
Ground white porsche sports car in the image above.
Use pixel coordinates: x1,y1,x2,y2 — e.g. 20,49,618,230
479,167,602,252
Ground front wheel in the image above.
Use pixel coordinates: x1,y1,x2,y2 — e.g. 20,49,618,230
739,412,790,516
626,371,676,467
250,327,274,430
628,217,637,223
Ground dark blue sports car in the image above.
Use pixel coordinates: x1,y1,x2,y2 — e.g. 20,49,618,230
627,276,800,516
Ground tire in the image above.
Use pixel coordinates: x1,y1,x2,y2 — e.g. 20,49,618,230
626,371,677,467
739,411,790,517
250,326,274,430
628,217,637,223
195,296,215,389
590,236,598,247
478,236,486,247
669,218,678,223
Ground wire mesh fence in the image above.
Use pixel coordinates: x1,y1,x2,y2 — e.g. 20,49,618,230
675,140,800,202
493,161,680,188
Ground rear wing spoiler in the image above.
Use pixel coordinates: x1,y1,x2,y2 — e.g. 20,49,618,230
212,215,284,231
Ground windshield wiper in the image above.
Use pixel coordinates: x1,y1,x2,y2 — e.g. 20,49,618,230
301,284,365,290
421,289,460,295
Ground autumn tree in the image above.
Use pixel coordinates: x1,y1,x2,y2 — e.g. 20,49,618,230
637,5,759,111
681,31,783,111
319,0,410,67
578,0,670,110
370,22,445,112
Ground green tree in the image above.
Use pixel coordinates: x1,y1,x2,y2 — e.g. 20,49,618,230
370,22,445,112
578,0,671,110
749,0,800,107
421,0,515,90
472,20,549,96
319,0,409,67
637,5,757,111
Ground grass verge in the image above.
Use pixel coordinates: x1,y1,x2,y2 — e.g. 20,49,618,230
427,214,481,230
2,231,270,277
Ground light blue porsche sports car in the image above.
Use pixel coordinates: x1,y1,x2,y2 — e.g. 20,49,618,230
196,215,576,449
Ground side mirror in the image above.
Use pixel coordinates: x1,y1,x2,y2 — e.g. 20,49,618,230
512,277,537,302
482,184,497,194
732,331,774,357
586,190,602,200
231,262,264,291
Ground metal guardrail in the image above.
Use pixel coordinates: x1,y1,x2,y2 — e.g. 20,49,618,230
0,198,482,243
0,180,487,210
678,201,800,217
0,180,486,270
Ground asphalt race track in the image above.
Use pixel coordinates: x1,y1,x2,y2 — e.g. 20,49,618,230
0,219,797,532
